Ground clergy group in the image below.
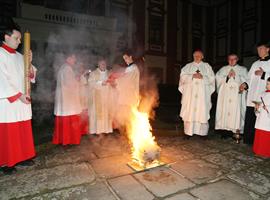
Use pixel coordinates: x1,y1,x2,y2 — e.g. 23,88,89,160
1,24,270,175
179,46,270,159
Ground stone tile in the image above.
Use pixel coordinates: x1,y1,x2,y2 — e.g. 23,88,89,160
222,150,263,165
91,155,133,178
134,167,195,197
94,147,125,158
202,153,248,171
228,170,270,195
109,175,154,200
26,181,116,200
251,160,270,178
171,159,226,184
90,135,130,158
203,139,235,151
45,150,97,167
180,143,219,156
165,193,197,200
0,163,95,199
157,137,185,147
190,179,261,200
161,147,194,163
15,156,45,172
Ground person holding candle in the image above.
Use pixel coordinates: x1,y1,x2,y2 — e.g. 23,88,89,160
0,24,37,175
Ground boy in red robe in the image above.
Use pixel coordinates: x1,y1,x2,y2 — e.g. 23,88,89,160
253,77,270,157
0,25,36,175
52,53,83,145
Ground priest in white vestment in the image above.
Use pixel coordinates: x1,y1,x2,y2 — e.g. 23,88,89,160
215,54,248,136
179,50,215,138
88,59,113,135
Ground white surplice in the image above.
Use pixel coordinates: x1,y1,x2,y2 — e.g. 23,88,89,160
255,92,270,131
0,47,36,122
215,65,248,133
54,63,82,116
179,61,215,136
88,68,112,134
246,58,270,107
114,63,140,125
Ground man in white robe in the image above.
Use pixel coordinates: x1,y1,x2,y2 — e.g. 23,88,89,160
0,25,37,174
53,53,83,145
243,42,270,144
179,50,215,139
215,54,248,138
113,51,140,128
88,59,113,135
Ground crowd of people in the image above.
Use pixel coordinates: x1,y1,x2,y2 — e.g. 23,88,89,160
0,25,140,175
1,24,269,175
179,47,270,159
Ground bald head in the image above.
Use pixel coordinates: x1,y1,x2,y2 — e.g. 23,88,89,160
193,50,204,63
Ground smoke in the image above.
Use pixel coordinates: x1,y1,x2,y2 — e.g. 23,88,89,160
27,7,159,140
138,61,160,119
111,58,160,134
31,26,120,126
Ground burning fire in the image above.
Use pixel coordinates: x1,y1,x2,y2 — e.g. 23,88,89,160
128,107,161,169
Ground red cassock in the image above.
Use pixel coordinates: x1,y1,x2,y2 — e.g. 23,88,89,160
253,129,270,157
52,63,84,145
0,44,36,167
0,121,35,167
52,115,82,145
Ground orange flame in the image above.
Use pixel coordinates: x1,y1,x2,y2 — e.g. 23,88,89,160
128,107,160,167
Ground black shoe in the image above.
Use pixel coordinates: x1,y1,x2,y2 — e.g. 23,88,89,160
183,135,191,140
220,132,229,139
1,166,17,175
201,135,209,140
18,159,35,166
220,134,226,139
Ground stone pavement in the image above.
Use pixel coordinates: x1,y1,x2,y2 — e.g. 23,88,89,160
0,132,270,200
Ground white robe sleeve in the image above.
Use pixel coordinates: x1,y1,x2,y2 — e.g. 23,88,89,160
216,67,228,93
178,64,193,93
